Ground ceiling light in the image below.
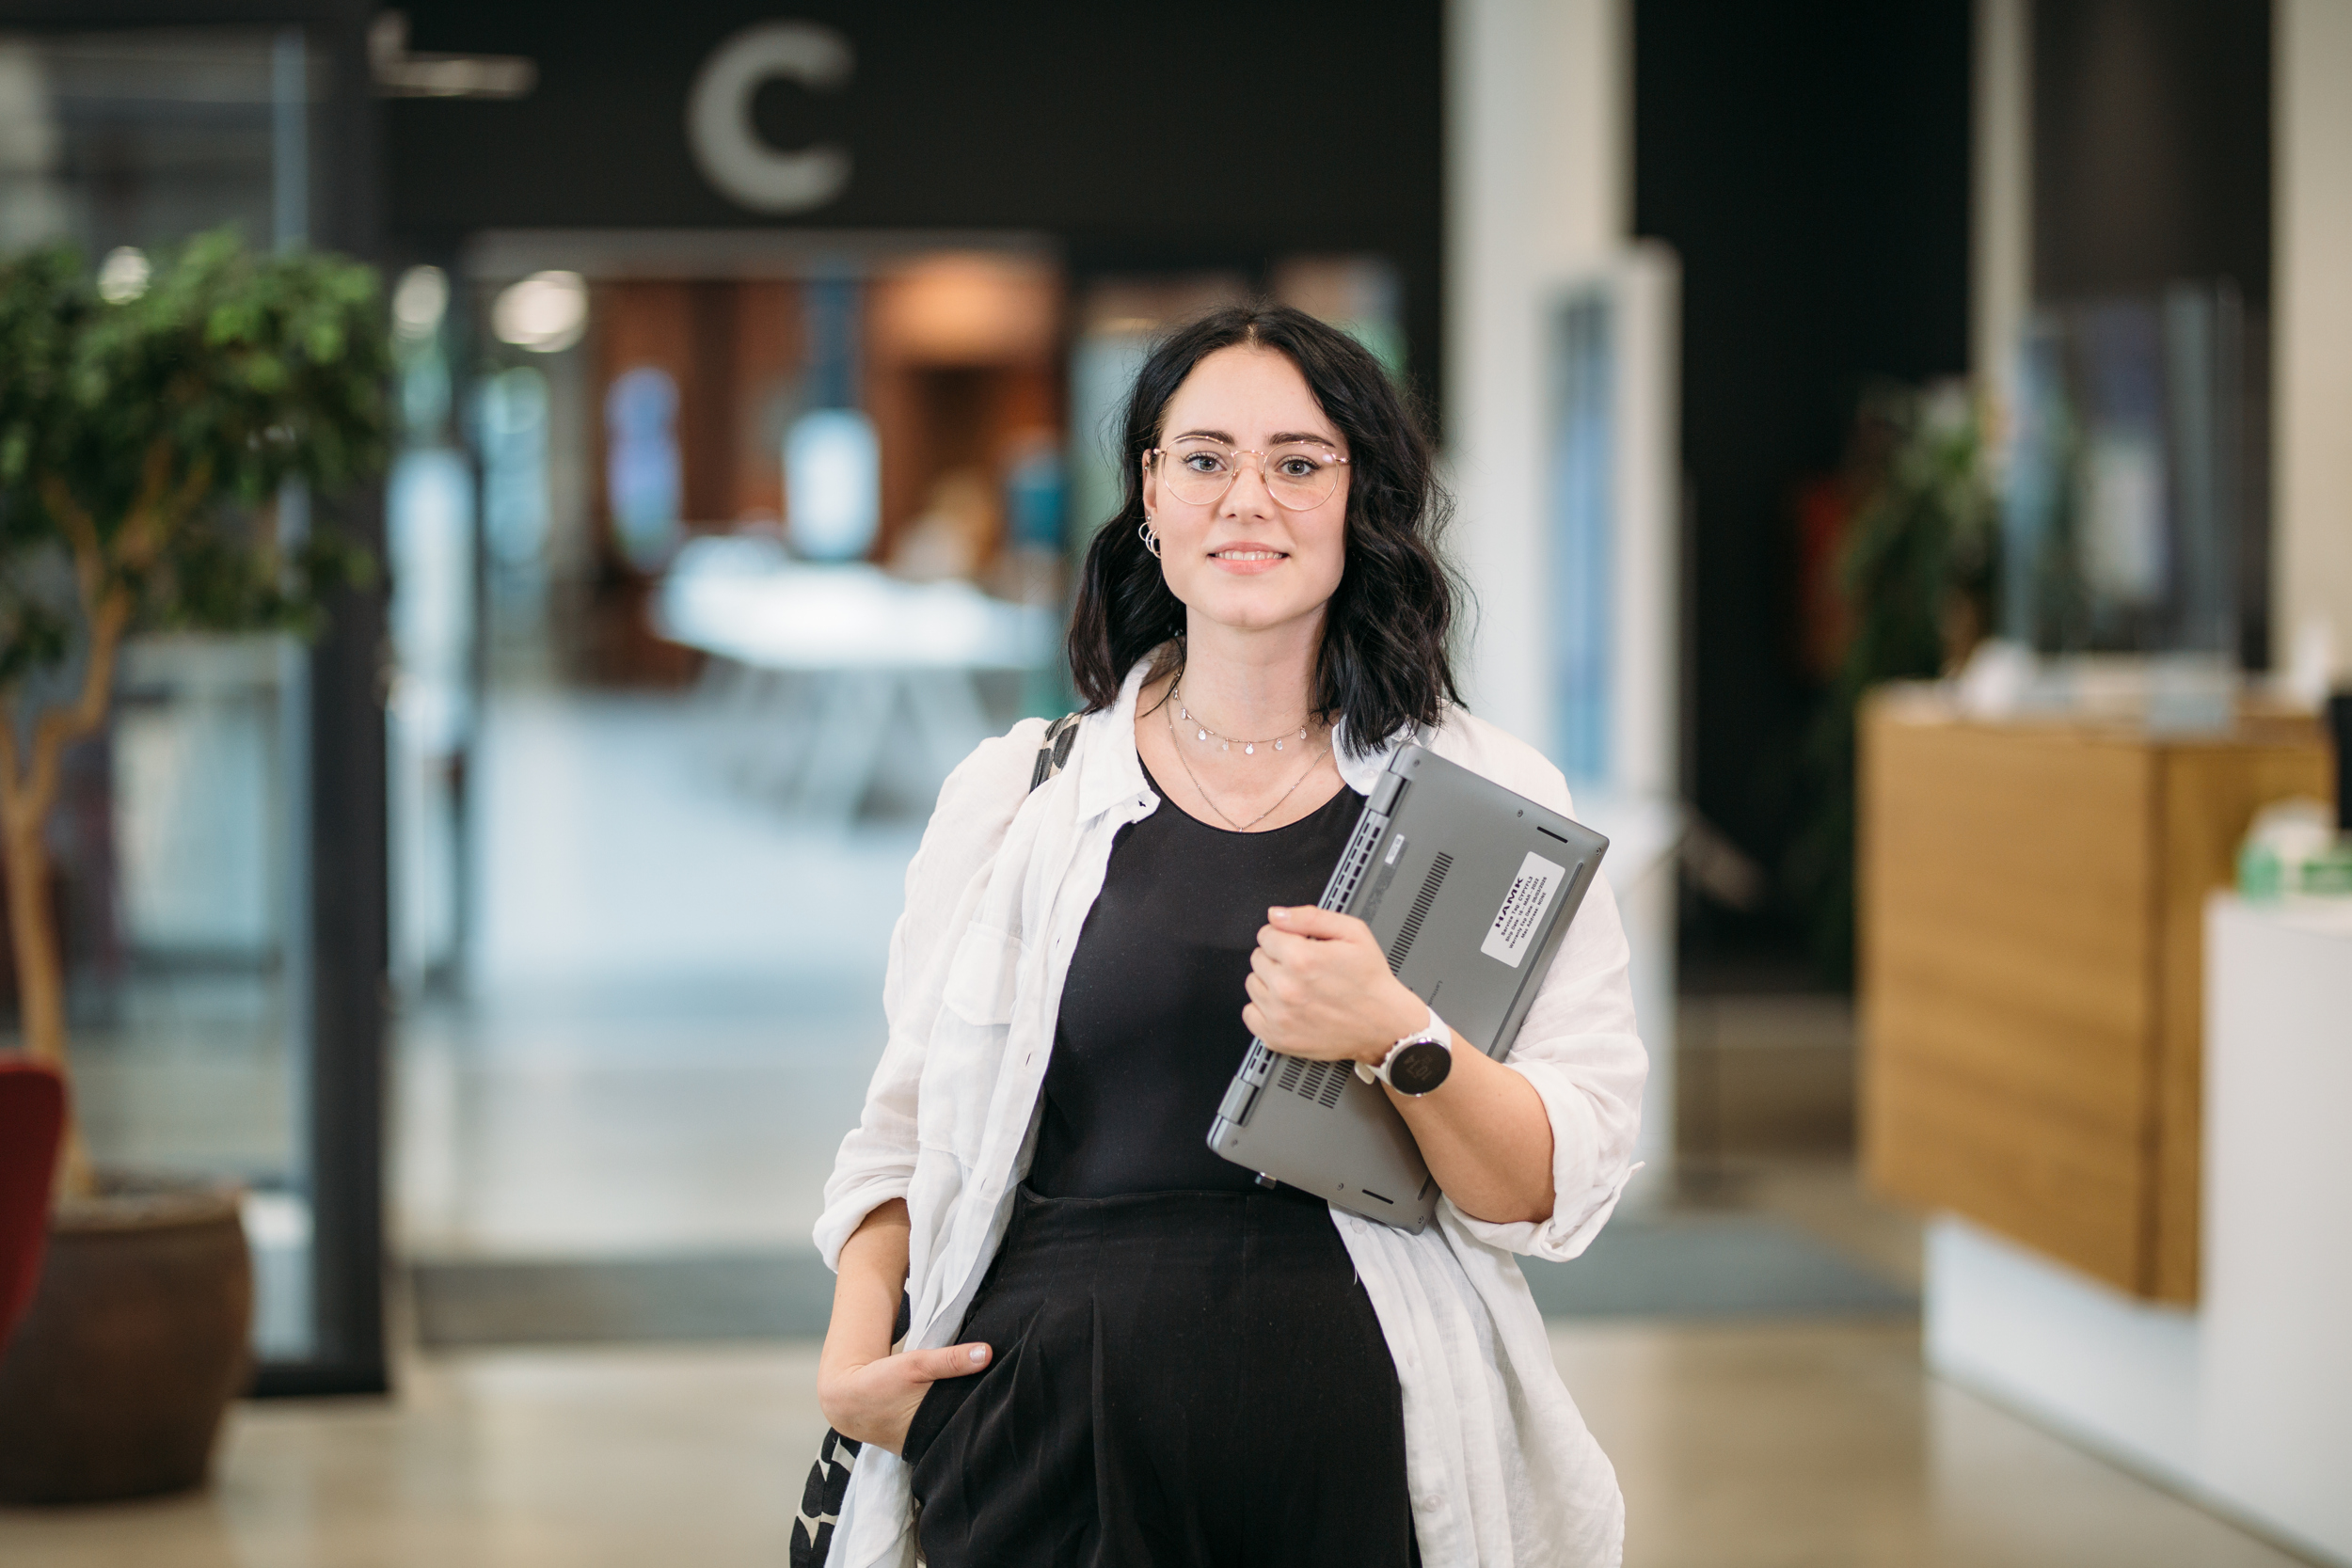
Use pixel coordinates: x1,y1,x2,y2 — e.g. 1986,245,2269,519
491,271,588,353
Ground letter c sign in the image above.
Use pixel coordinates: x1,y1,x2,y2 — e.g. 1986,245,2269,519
686,22,852,214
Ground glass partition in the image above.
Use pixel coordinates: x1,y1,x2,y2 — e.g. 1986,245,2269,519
0,24,359,1375
2002,286,2249,720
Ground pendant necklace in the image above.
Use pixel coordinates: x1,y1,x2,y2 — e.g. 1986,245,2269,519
1171,680,1311,755
1167,689,1325,832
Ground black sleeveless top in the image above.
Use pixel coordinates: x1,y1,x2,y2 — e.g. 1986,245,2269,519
1028,760,1363,1198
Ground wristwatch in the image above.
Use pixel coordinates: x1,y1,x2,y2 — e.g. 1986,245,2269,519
1355,1006,1454,1097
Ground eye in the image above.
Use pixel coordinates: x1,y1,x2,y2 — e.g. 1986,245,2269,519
1177,448,1230,475
1273,453,1324,481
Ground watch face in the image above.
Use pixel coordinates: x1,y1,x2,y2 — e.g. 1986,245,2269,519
1389,1038,1452,1096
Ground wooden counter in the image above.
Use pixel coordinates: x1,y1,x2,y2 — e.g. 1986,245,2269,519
1857,689,2331,1302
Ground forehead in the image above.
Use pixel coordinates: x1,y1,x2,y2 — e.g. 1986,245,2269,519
1162,345,1338,440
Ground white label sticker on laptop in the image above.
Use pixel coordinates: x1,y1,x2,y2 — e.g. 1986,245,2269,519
1480,852,1565,968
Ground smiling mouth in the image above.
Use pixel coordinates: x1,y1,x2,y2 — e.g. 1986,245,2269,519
1209,548,1286,562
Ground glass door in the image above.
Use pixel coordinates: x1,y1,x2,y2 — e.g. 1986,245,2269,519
0,19,386,1393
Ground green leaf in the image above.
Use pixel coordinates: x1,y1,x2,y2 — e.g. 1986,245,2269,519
0,225,393,682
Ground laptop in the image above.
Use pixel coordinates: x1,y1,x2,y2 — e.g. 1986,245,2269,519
1205,744,1610,1231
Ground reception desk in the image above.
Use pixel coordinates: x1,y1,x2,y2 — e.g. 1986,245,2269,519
1857,690,2330,1302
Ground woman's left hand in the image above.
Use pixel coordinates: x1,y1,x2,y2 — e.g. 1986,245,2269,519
1244,906,1429,1064
1249,905,1558,1226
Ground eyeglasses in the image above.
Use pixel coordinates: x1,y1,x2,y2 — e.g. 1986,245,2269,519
1146,438,1350,511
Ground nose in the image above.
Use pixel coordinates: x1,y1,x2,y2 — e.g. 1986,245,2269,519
1220,454,1279,518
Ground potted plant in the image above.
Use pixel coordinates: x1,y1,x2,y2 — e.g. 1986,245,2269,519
1787,380,1997,983
0,229,389,1502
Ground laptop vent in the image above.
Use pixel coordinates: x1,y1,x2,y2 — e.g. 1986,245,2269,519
1319,811,1386,912
1277,1056,1351,1110
1385,851,1453,972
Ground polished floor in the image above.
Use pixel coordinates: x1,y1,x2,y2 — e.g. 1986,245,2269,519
0,1321,2313,1568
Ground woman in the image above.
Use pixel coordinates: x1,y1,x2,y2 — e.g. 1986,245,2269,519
815,305,1645,1568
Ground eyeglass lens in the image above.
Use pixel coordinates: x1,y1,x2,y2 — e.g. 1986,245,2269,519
1158,440,1342,510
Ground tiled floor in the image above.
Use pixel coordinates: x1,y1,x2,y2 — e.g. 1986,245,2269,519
0,1323,2312,1568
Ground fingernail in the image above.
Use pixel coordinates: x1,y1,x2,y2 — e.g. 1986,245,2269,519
1270,907,1289,921
968,1346,988,1363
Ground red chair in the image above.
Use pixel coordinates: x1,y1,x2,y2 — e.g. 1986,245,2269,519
0,1057,65,1359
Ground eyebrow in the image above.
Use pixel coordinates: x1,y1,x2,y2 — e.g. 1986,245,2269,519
1168,428,1343,450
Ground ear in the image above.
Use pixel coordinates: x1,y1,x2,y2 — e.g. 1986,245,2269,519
1138,450,1160,520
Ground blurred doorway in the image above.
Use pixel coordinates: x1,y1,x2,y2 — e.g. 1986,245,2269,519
392,235,1073,1313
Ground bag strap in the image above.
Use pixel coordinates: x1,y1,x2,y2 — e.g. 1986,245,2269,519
1029,712,1081,793
791,1292,914,1567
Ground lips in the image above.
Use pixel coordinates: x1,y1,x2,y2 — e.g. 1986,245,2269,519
1206,542,1289,577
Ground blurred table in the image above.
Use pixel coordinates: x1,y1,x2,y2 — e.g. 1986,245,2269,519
654,537,1056,821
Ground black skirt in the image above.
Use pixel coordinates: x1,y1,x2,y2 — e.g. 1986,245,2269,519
903,1185,1419,1568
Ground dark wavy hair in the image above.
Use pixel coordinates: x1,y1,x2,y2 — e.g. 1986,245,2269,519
1066,303,1462,755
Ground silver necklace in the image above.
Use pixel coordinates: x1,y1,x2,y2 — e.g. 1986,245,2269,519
1166,692,1326,832
1171,680,1311,755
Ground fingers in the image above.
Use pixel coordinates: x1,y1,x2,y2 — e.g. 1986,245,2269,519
1266,905,1366,942
912,1343,992,1382
1253,925,1309,965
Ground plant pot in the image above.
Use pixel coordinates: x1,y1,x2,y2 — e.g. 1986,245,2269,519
0,1177,252,1504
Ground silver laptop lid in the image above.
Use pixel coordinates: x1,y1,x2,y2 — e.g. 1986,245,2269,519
1206,744,1609,1228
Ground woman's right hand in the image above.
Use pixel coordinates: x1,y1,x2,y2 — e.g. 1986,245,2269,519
817,1340,993,1455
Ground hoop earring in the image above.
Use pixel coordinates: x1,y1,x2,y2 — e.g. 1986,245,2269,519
1138,516,1161,559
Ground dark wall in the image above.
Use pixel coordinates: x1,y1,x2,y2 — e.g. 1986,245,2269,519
1633,0,1973,976
2033,0,2271,304
389,0,1446,404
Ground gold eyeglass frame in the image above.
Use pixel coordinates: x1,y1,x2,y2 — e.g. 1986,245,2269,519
1143,440,1351,512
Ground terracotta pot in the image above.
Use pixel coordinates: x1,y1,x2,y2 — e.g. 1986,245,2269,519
0,1179,252,1504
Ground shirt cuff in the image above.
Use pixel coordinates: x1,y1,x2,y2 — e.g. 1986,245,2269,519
1445,1057,1639,1260
813,1173,913,1274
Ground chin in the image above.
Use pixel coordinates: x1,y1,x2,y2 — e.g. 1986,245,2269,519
1189,594,1324,637
1183,575,1337,634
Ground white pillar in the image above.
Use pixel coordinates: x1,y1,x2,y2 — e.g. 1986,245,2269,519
2274,0,2352,680
1445,0,1629,742
1448,0,1683,1188
1971,0,2031,418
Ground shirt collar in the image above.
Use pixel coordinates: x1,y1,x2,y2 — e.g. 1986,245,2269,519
1330,714,1414,795
1071,657,1154,820
1072,654,1422,816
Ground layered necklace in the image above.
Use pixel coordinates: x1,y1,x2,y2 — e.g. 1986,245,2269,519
1164,680,1327,832
1174,680,1310,754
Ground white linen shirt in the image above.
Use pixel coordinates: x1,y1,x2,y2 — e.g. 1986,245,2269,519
816,658,1646,1567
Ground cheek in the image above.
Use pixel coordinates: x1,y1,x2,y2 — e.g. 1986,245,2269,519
1296,509,1350,594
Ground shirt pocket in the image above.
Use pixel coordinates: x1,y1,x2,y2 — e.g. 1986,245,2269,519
941,921,1022,1026
921,921,1025,1159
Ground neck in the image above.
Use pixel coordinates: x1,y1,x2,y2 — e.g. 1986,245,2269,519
1175,609,1325,735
